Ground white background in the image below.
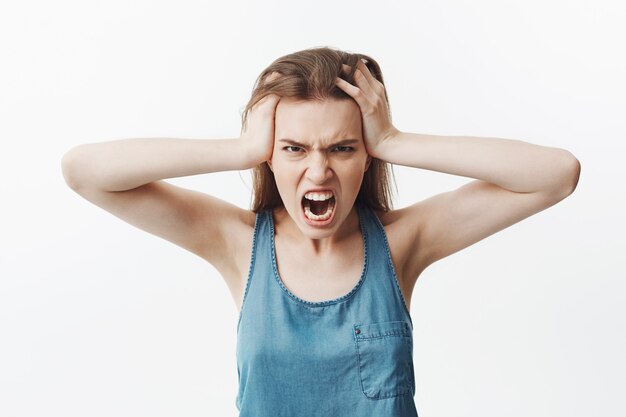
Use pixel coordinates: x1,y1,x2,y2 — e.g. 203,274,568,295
1,0,624,416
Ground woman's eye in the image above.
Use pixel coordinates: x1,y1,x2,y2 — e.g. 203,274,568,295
282,145,353,153
333,146,354,152
284,146,303,153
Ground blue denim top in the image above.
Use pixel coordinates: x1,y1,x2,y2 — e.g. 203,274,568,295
235,202,419,416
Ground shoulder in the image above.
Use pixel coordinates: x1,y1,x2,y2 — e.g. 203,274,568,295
199,206,258,291
195,206,260,312
372,204,426,236
226,208,259,270
371,204,430,284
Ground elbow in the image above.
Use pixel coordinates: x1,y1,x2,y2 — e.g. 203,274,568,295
61,146,87,190
551,150,581,200
563,152,581,196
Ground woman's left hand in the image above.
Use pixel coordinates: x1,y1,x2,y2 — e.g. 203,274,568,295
334,59,399,158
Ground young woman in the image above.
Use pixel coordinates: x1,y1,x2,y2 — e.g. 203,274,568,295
61,47,580,416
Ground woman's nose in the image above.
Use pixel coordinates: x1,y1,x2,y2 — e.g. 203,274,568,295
305,153,332,184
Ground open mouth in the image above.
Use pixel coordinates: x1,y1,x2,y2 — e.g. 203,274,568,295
301,191,336,222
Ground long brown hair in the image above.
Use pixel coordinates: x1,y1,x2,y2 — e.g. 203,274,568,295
240,46,397,213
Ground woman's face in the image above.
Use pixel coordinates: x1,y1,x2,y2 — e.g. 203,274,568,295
268,97,371,239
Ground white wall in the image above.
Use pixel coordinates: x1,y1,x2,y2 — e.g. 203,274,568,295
1,0,623,416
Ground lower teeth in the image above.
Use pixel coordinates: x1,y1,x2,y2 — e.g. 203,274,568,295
304,199,335,221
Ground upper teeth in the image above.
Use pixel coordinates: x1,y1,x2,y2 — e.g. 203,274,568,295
304,191,334,201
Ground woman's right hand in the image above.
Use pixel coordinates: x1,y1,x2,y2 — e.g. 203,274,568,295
240,72,282,166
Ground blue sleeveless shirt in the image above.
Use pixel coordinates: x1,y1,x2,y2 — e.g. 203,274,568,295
235,203,419,417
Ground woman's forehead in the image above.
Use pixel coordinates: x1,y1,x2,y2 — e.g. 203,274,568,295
276,96,358,112
275,98,362,140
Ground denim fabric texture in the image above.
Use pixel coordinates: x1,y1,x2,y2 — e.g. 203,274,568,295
235,202,418,416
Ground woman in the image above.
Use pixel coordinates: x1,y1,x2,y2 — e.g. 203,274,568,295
61,47,581,416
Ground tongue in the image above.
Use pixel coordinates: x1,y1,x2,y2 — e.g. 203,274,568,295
310,199,330,215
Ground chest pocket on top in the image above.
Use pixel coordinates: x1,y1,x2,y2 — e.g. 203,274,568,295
353,320,415,400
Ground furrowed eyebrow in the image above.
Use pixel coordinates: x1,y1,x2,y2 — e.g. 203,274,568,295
278,138,359,148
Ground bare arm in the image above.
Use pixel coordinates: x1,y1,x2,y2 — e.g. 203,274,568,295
61,137,257,192
60,92,282,304
336,59,581,283
374,130,580,269
372,131,580,195
61,74,282,192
